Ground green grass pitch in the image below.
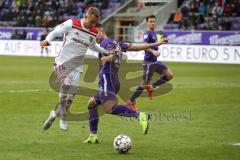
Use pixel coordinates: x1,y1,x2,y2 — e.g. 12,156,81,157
0,55,239,160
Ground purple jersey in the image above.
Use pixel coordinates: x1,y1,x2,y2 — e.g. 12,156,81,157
98,39,129,74
94,38,129,105
143,31,165,62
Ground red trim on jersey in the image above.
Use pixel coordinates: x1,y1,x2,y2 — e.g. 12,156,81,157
89,27,98,34
72,19,82,28
72,25,97,37
72,18,98,37
80,18,87,30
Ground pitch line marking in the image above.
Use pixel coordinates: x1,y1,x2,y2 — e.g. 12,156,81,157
0,89,52,93
232,143,240,146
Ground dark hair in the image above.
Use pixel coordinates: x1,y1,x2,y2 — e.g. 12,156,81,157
146,14,156,22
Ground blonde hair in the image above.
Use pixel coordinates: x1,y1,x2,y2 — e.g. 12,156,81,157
86,7,100,17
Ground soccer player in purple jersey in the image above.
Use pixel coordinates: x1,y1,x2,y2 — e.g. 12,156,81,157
84,25,168,143
127,15,174,108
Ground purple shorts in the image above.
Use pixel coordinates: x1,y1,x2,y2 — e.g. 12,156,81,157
143,61,168,82
94,72,120,105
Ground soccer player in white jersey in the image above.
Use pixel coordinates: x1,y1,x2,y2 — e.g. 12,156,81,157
42,7,107,131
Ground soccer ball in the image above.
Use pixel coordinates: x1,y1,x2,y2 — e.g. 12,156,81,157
113,134,132,153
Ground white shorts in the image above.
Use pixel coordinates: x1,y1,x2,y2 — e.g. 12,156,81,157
66,68,82,86
54,63,82,87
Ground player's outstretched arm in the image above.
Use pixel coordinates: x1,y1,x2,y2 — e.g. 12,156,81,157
89,43,108,55
146,48,160,57
41,19,72,47
127,38,168,51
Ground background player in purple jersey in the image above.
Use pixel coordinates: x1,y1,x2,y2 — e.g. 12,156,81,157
127,15,174,108
84,25,168,143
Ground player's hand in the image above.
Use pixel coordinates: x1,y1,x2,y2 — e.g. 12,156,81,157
100,56,107,64
40,40,51,47
152,50,160,57
156,38,168,45
101,54,114,64
107,48,118,55
108,49,115,55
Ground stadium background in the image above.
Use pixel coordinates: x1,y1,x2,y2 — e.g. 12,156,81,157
0,0,239,160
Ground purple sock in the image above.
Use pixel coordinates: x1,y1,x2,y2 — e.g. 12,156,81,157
111,105,140,118
129,86,144,103
152,75,169,88
88,106,99,134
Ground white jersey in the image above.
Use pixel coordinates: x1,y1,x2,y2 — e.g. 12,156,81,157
45,18,106,71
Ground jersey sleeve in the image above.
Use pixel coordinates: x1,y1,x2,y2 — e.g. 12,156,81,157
143,32,150,43
89,42,108,54
45,19,72,42
118,42,130,52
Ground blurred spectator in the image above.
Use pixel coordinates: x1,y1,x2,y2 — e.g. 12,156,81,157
10,29,27,40
198,2,206,15
211,2,222,16
223,3,234,16
181,3,190,17
189,2,197,13
167,11,175,24
18,29,27,39
17,16,28,26
10,28,19,39
165,0,240,31
173,10,183,24
10,28,26,39
101,0,109,9
208,16,219,30
182,17,191,29
0,0,127,27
